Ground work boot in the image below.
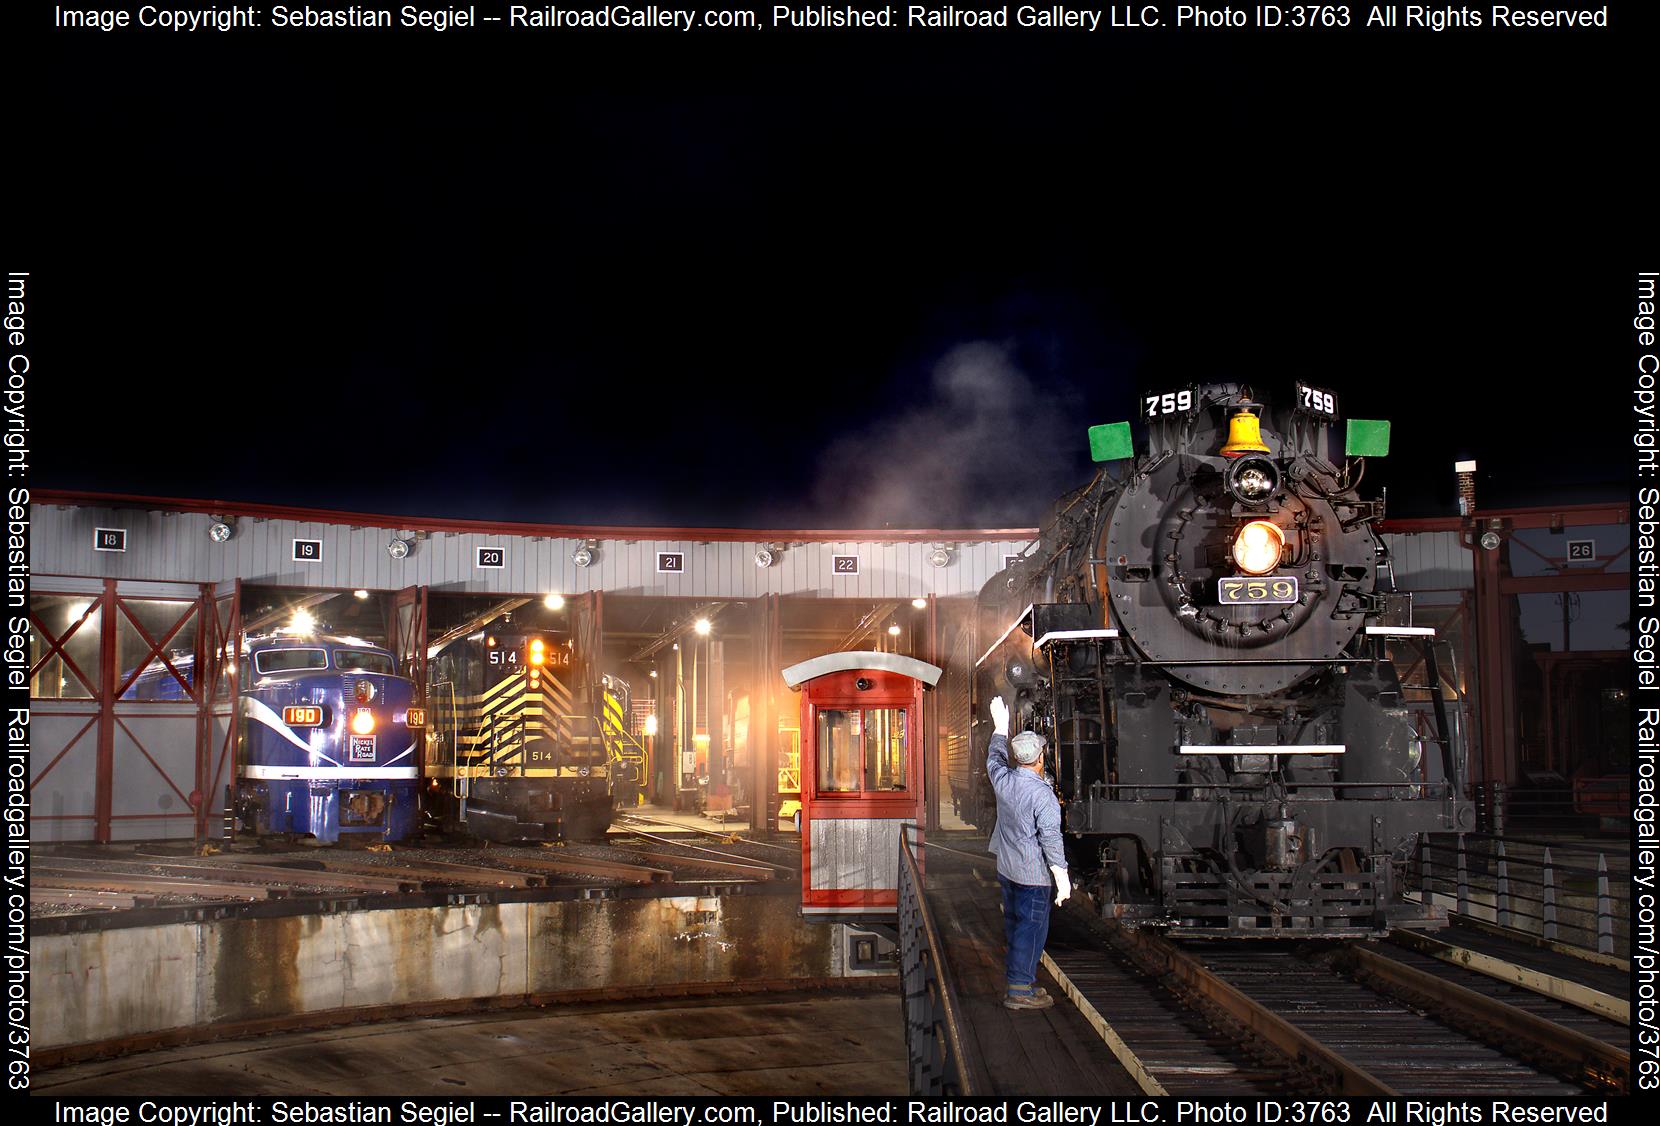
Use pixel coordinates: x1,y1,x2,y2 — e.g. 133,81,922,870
1003,990,1054,1011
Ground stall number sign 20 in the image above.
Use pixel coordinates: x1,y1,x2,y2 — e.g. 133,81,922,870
477,547,505,569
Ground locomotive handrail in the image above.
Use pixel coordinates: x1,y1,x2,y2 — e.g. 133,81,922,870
897,823,976,1096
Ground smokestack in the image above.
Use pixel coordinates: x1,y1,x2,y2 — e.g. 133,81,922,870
1455,460,1477,517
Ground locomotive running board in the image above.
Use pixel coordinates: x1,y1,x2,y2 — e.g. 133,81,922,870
1178,745,1346,754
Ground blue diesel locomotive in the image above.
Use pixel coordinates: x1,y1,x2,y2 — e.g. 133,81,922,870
235,634,423,843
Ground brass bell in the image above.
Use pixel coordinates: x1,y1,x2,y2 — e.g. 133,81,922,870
1220,403,1271,458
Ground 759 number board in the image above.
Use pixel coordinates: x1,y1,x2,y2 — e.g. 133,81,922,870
1218,575,1300,606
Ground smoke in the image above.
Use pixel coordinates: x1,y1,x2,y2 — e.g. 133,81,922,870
808,342,1082,528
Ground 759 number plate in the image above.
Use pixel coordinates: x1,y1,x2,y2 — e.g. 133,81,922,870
1218,576,1299,605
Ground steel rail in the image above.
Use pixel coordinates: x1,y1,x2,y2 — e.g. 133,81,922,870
1388,929,1628,1024
616,825,796,873
614,812,802,855
1339,944,1629,1094
1107,925,1399,1096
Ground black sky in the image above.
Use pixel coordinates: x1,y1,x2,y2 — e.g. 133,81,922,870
20,12,1652,528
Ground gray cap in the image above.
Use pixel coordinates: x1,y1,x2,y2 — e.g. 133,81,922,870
1010,731,1046,765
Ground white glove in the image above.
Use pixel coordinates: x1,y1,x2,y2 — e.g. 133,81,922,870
989,695,1010,736
1051,865,1071,907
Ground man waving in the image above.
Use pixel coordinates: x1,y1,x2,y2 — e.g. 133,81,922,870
986,695,1070,1011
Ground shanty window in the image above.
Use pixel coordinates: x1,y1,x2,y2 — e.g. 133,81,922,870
816,708,908,793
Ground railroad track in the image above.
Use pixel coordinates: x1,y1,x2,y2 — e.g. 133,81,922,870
30,839,783,917
1041,915,1628,1097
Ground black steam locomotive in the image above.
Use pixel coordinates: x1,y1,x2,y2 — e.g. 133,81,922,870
973,382,1475,937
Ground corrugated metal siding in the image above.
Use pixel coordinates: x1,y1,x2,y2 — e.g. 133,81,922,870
37,505,1474,598
32,503,1034,599
1381,531,1472,591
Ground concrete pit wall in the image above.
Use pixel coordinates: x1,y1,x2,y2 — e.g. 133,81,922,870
33,894,849,1052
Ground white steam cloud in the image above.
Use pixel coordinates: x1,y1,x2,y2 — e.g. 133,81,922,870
809,342,1082,528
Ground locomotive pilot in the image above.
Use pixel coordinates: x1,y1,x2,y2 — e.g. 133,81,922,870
986,695,1070,1011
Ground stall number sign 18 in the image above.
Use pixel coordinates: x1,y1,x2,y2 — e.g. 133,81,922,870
93,528,126,552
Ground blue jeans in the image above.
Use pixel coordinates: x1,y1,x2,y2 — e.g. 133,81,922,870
999,874,1051,993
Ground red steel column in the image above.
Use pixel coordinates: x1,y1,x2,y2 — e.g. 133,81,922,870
94,579,117,843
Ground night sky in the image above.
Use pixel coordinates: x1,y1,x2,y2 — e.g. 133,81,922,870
20,11,1652,529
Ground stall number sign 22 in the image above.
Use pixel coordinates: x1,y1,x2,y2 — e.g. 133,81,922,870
1145,388,1194,418
833,555,860,575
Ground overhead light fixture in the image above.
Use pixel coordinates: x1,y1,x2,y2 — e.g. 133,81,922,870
644,714,659,737
288,609,317,635
207,520,234,543
887,624,901,636
1480,531,1502,551
386,538,411,560
544,592,565,610
648,669,658,678
694,618,712,637
911,597,928,610
571,546,595,568
353,589,370,600
928,547,952,568
754,548,775,569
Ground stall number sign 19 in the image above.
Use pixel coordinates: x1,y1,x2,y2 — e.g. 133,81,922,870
93,528,126,553
477,547,505,569
293,539,322,563
657,552,685,574
833,555,860,575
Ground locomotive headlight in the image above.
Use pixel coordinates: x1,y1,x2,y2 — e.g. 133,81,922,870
351,709,376,735
1231,520,1285,575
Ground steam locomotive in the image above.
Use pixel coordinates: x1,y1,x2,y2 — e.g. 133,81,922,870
973,382,1475,937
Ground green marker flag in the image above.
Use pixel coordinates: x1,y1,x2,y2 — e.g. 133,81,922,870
1088,422,1134,462
1345,419,1391,457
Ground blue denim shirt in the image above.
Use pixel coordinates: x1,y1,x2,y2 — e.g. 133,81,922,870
987,733,1067,887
